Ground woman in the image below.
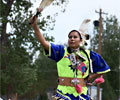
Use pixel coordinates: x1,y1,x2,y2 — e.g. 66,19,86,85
29,16,110,100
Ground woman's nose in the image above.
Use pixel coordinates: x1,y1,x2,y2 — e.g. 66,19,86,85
71,37,75,40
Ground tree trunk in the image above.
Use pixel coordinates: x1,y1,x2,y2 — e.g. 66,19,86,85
1,0,15,99
1,0,14,68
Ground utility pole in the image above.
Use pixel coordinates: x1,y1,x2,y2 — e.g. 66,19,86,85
98,8,102,55
95,8,107,100
96,8,102,100
15,93,18,100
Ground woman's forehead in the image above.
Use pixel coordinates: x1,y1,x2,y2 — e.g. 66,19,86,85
69,31,79,36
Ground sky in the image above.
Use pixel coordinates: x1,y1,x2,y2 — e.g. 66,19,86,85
7,0,117,48
33,0,120,46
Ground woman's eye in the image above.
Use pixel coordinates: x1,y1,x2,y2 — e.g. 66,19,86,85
74,36,78,38
68,36,78,39
68,36,72,39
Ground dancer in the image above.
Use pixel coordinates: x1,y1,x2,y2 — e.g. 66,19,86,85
29,16,110,100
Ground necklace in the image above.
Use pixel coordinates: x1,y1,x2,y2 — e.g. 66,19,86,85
70,48,79,53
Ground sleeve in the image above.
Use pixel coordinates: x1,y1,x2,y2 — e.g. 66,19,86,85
90,51,110,74
44,43,65,62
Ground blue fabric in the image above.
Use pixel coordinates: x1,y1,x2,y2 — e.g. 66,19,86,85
80,91,89,100
55,91,70,100
56,89,89,100
90,51,110,73
45,43,110,73
47,43,65,62
45,43,110,99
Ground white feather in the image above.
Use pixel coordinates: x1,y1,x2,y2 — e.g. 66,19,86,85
39,0,54,9
79,19,91,33
79,19,91,46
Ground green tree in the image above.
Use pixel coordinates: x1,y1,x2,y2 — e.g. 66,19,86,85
0,0,68,99
91,15,120,100
32,54,57,100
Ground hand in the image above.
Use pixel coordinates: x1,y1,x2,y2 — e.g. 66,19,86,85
37,8,43,12
29,16,38,27
87,75,93,82
84,75,93,86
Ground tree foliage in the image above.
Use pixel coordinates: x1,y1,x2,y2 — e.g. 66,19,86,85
91,15,120,100
0,0,68,99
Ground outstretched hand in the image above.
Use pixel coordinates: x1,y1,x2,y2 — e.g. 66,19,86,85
29,8,43,26
29,16,38,27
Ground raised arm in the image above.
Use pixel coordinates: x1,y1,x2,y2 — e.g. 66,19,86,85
29,16,49,51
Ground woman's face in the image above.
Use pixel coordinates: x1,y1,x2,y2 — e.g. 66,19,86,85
68,31,82,49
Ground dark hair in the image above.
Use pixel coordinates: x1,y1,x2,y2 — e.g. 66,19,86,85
68,30,82,40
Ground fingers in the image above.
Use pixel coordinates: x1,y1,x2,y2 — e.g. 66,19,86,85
37,8,43,12
29,15,37,25
29,8,42,25
86,82,93,86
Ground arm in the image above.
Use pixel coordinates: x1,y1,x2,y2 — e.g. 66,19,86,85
90,51,110,73
86,51,110,83
87,73,102,82
29,16,49,51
